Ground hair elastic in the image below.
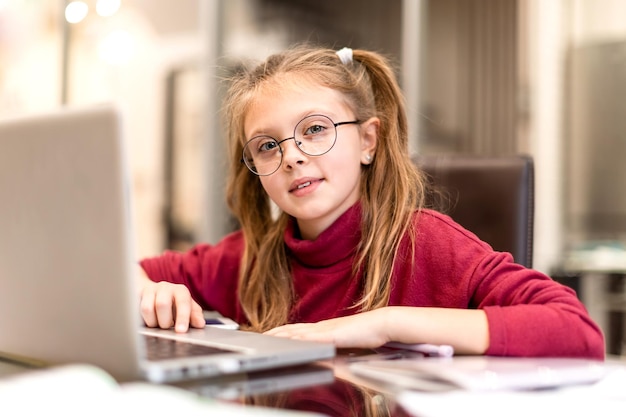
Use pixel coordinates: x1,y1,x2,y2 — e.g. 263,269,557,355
336,47,353,65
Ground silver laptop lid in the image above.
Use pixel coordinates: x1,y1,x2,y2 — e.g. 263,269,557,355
0,104,142,381
0,105,336,384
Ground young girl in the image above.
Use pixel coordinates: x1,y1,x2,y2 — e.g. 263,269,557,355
139,45,604,359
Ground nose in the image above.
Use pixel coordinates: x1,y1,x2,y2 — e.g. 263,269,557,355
279,137,306,169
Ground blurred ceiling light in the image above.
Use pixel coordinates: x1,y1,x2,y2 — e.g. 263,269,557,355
96,0,121,17
65,1,89,24
99,30,134,65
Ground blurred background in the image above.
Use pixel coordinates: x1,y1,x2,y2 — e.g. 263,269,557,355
1,1,625,348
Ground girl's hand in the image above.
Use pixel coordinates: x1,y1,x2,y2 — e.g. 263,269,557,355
264,309,391,348
139,274,205,333
264,306,489,354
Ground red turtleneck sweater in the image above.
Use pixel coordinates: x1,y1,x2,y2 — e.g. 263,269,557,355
140,204,604,359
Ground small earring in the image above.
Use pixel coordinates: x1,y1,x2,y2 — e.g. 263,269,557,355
365,154,372,162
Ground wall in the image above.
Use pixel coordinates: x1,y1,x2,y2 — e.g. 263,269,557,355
4,0,624,275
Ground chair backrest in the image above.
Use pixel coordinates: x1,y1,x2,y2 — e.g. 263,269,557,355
413,154,535,268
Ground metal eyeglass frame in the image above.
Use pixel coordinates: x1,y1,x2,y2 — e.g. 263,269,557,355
241,114,361,176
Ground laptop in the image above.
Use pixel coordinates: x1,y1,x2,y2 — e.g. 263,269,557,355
0,104,335,383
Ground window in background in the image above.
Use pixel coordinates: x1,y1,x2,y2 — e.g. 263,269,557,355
61,0,203,258
0,0,61,115
559,0,626,357
565,33,626,259
561,0,626,272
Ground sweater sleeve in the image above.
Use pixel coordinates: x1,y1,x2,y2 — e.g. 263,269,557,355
473,255,605,359
413,210,605,360
138,230,247,322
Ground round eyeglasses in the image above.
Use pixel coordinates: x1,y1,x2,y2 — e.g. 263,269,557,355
242,114,360,176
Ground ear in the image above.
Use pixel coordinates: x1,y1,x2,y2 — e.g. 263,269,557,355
360,117,379,165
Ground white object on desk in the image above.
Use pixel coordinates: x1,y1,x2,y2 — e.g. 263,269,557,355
383,342,454,357
397,366,626,417
350,356,609,392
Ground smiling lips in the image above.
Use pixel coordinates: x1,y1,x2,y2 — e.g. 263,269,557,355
289,178,321,193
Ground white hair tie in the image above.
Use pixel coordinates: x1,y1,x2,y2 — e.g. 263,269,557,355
336,47,353,65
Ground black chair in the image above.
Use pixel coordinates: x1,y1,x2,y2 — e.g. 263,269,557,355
413,154,535,268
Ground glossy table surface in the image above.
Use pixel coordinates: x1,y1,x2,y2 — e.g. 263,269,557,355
3,351,624,417
170,349,417,416
0,349,414,416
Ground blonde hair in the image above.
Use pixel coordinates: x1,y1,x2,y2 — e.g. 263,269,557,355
223,45,427,331
245,380,393,416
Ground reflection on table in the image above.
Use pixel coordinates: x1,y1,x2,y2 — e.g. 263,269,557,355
171,349,416,417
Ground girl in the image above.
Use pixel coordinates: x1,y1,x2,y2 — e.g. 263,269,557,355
139,45,604,358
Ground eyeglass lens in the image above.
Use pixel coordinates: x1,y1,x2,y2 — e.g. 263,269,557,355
243,115,338,176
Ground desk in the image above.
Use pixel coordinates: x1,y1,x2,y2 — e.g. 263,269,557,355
2,352,626,417
169,350,426,416
169,355,626,417
0,351,410,416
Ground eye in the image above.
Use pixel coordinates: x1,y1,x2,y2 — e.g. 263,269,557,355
304,124,326,136
256,137,279,153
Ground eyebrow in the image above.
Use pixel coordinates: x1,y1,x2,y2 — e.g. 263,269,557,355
245,110,342,139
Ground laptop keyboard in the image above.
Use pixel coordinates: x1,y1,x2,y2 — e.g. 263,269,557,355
144,335,234,361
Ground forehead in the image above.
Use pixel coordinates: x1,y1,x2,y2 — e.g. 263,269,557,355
243,75,353,133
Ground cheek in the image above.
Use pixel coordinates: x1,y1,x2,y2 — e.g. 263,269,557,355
258,177,272,192
258,177,280,200
329,141,363,171
322,152,363,190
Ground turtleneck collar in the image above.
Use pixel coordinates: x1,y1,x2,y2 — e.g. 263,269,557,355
284,202,362,268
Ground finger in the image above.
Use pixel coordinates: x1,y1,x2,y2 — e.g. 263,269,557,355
139,286,159,328
171,287,193,333
189,302,206,329
153,285,176,329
